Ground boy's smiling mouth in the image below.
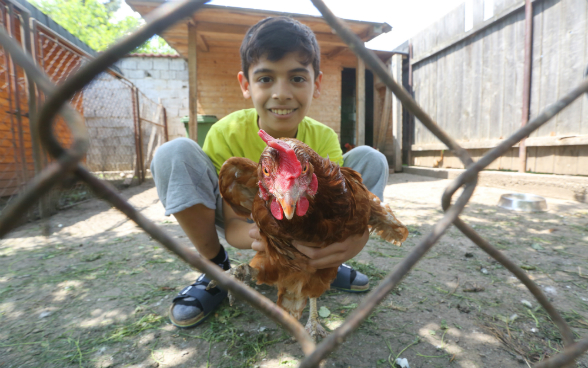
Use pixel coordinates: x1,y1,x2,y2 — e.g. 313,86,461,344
269,108,297,116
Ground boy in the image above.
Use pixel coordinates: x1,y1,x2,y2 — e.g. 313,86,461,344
151,17,390,328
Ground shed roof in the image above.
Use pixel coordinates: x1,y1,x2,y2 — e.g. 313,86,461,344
126,1,392,60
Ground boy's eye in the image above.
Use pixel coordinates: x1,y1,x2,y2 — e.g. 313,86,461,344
291,76,306,83
258,76,272,83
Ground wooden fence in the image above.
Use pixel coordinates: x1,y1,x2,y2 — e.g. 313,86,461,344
408,0,588,175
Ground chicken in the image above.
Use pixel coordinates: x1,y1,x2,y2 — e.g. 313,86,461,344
213,129,408,339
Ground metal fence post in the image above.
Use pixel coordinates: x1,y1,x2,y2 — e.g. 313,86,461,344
162,105,169,142
131,86,144,183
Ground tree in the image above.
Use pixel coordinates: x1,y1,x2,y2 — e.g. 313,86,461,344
29,0,177,54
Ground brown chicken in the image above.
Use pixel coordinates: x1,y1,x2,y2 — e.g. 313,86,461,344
214,129,408,339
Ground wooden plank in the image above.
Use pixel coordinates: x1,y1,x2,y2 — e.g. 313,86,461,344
490,21,504,140
535,0,560,138
412,134,588,150
577,146,588,175
391,54,403,171
411,0,535,65
554,0,586,136
356,56,365,146
471,31,484,142
461,37,473,142
479,26,492,141
188,23,198,142
533,146,555,173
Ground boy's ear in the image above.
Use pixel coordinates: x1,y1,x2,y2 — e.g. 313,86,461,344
238,71,251,99
313,71,323,99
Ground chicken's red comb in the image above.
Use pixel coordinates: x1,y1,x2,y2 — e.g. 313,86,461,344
258,129,301,177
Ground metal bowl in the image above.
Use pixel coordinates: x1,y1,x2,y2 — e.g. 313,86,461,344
497,193,547,212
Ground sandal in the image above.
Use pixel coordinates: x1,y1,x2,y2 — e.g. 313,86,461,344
330,263,370,293
168,274,227,328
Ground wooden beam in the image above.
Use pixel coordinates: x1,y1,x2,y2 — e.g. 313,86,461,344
355,56,365,146
327,46,346,59
188,23,198,142
411,135,588,151
391,54,403,172
197,33,209,52
194,21,348,46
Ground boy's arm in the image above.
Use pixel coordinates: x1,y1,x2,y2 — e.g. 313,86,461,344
248,226,369,269
223,199,256,249
292,231,369,269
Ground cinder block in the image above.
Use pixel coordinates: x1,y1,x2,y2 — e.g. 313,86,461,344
169,60,187,71
176,70,189,81
145,70,160,79
163,98,182,108
153,58,170,70
126,69,146,79
159,70,172,79
167,107,180,117
164,88,181,99
167,80,183,89
119,58,138,70
136,58,153,70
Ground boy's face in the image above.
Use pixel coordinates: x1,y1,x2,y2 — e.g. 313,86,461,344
238,52,322,139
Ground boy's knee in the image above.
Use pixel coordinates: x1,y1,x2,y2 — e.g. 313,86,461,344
345,145,388,171
152,138,200,171
154,138,199,162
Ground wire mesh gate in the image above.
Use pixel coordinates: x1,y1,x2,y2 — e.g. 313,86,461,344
0,0,169,221
0,0,586,367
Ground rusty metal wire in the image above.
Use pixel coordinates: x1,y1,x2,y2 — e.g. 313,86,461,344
0,0,586,366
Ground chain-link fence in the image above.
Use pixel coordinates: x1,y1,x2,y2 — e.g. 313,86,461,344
0,0,168,219
0,0,586,367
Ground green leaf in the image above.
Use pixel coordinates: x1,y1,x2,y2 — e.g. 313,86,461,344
318,306,330,318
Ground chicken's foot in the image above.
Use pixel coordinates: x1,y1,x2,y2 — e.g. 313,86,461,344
207,263,258,306
305,298,327,341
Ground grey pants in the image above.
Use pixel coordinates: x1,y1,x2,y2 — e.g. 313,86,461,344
151,138,389,222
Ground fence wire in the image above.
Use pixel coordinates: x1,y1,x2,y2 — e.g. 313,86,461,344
0,0,586,367
0,0,168,221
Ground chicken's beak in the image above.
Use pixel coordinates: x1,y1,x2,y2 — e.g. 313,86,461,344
278,193,296,220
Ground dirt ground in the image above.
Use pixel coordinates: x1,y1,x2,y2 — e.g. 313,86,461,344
1,173,587,368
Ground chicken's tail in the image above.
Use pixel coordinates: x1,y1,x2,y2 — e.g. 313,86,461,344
368,192,409,246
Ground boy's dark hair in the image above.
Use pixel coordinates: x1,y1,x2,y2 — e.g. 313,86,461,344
240,17,321,80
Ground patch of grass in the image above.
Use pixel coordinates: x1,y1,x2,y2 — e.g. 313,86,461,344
107,313,165,342
192,307,287,367
346,260,387,282
81,252,103,262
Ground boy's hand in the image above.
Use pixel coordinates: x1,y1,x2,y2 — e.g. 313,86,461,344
249,225,267,252
293,230,369,269
249,226,369,269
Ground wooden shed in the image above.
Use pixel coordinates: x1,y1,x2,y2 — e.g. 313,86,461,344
127,2,403,166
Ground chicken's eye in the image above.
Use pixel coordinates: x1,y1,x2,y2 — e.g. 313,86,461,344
302,165,308,173
263,167,270,176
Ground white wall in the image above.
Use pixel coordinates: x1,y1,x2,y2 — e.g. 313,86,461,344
116,56,188,140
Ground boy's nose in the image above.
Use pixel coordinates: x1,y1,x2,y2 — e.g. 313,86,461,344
272,80,293,101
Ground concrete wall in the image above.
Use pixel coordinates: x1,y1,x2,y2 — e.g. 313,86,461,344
116,56,188,140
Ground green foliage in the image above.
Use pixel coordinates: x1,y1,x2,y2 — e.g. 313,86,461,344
29,0,176,54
